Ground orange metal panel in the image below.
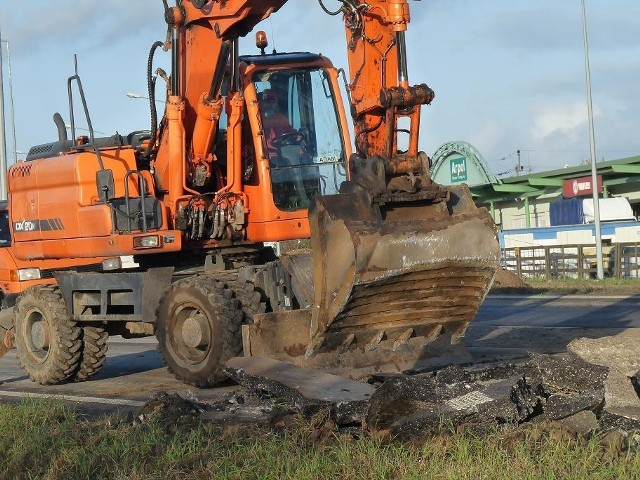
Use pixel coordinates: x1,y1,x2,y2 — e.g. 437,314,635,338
11,231,183,261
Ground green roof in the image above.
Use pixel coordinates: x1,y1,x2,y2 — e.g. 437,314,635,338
470,155,640,204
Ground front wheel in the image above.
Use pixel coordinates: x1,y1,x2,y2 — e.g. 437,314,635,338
14,286,82,385
155,277,243,387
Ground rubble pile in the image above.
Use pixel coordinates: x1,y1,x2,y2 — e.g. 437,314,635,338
223,332,640,438
135,332,639,439
136,391,205,432
365,353,614,439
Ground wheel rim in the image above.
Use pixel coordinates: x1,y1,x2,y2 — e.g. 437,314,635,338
23,308,51,364
169,302,212,365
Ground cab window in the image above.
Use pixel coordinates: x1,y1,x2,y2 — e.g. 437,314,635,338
254,68,347,211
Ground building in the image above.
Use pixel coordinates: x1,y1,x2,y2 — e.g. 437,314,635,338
431,140,640,231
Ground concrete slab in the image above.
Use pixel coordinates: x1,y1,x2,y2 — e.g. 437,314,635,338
567,330,640,423
366,365,541,438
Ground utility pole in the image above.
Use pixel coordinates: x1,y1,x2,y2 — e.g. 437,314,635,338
0,26,7,200
3,40,16,165
581,0,604,280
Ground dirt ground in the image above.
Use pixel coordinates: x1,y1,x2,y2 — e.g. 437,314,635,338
492,268,528,289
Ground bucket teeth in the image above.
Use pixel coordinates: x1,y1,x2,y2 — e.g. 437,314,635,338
426,324,444,341
337,333,356,354
393,328,415,351
305,335,325,358
365,330,386,352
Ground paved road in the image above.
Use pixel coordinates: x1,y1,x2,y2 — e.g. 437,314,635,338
0,294,638,412
477,295,640,329
468,294,640,362
0,337,237,415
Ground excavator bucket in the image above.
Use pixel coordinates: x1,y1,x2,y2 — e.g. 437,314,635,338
243,184,500,378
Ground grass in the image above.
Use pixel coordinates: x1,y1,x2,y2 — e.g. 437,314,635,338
492,275,640,296
0,399,638,480
524,276,640,293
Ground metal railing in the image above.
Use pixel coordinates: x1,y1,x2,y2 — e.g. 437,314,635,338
501,243,640,279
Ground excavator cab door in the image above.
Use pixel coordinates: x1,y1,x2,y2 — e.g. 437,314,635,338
254,67,348,212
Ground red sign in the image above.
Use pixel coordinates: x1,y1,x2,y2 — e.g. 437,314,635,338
562,175,603,198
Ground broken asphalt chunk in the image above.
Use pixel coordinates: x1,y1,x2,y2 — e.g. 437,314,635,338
367,362,542,437
224,356,374,425
529,352,608,394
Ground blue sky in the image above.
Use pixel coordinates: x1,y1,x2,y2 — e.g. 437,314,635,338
0,0,639,176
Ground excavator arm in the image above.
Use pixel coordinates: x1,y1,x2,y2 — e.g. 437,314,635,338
151,0,288,225
340,0,433,165
154,0,430,213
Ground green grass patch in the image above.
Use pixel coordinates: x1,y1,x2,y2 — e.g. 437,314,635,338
0,399,638,479
522,277,640,295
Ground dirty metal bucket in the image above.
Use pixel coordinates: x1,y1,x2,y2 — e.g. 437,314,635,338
305,184,500,366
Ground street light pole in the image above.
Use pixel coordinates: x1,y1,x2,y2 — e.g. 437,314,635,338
581,0,604,280
0,27,7,200
2,40,16,166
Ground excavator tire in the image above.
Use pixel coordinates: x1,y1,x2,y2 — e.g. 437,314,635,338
72,325,109,382
155,276,243,387
14,286,82,385
201,272,268,324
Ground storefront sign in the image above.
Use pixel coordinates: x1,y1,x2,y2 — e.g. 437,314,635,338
450,156,467,183
562,175,603,197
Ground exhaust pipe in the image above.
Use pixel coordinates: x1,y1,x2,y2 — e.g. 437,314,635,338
53,113,68,142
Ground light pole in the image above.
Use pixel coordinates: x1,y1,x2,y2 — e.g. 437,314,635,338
0,29,7,200
1,40,16,167
581,0,604,280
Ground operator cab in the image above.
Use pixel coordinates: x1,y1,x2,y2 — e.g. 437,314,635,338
243,53,348,212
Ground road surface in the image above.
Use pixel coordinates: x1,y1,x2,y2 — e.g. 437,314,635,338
468,294,640,363
0,294,638,412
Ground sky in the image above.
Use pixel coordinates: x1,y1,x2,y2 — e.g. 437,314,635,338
0,0,639,177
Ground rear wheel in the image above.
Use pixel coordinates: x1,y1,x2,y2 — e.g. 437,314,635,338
14,286,82,385
72,326,108,382
155,277,243,387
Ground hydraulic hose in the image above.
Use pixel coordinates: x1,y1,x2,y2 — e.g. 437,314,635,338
143,41,165,158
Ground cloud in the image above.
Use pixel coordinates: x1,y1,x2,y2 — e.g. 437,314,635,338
0,0,163,56
479,1,640,54
530,101,592,142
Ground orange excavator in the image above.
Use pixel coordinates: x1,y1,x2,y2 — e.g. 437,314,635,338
0,0,500,386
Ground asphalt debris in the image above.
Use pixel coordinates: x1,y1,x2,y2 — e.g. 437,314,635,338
133,333,640,439
136,391,205,432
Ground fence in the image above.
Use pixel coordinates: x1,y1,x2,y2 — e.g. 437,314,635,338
501,242,640,279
